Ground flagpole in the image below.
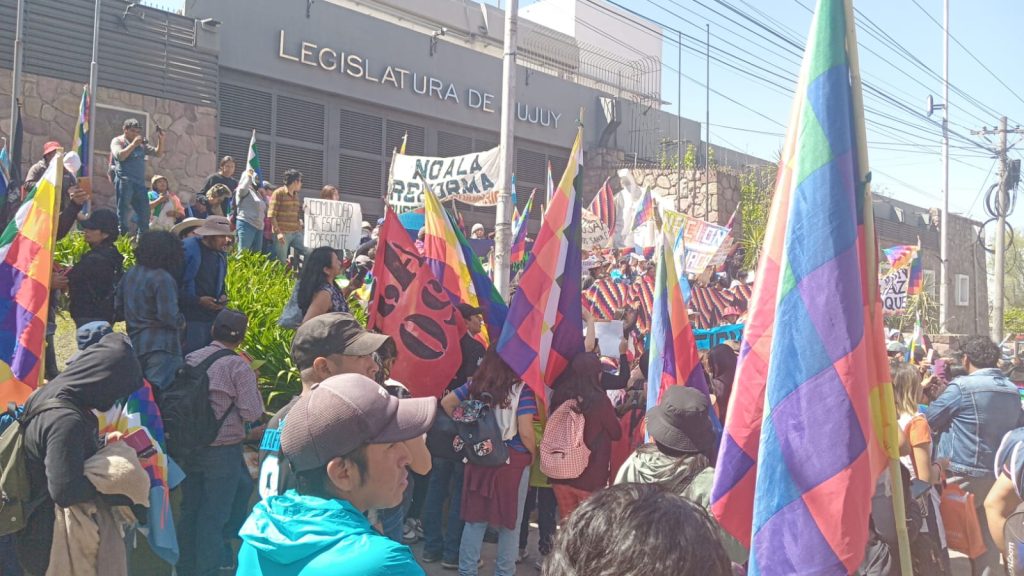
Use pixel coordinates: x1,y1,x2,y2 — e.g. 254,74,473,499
88,0,100,181
843,1,913,574
8,0,24,154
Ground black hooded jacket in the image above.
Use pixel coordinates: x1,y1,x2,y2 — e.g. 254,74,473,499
16,333,143,574
67,243,124,323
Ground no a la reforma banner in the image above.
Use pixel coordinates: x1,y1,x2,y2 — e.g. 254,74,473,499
388,147,503,210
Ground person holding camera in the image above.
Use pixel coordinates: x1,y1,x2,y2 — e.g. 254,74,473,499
110,118,164,236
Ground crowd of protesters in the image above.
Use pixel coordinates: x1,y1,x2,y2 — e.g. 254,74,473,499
7,126,1024,576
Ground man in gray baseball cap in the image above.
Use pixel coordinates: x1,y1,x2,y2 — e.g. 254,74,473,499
237,374,436,575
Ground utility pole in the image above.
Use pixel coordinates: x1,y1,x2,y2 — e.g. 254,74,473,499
705,24,711,219
973,117,1024,341
493,0,518,299
939,0,950,333
676,30,682,201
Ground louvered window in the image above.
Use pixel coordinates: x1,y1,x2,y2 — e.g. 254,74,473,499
220,84,272,134
474,138,498,152
515,148,545,185
340,154,384,199
276,96,325,144
340,109,383,155
275,143,324,191
548,155,569,182
437,131,473,157
218,133,271,177
386,121,425,155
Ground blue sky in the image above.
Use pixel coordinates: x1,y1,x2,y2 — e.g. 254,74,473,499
154,0,1023,229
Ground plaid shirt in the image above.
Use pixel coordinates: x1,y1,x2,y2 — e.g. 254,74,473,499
186,342,264,446
268,187,302,233
115,265,183,357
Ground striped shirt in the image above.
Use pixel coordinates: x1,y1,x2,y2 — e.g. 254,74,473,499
186,341,265,446
454,382,537,453
996,428,1024,498
268,187,302,233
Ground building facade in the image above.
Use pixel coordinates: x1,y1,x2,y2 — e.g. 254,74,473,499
873,196,989,336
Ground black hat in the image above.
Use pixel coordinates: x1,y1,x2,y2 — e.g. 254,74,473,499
79,209,119,236
213,309,248,341
457,303,484,320
290,312,391,370
646,386,716,455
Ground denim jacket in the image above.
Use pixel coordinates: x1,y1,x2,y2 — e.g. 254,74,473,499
926,368,1024,477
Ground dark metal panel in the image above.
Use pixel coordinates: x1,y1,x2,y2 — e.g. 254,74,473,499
339,109,383,156
3,0,218,106
339,154,383,199
275,142,324,191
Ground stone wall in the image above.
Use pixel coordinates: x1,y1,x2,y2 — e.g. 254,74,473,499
583,146,741,227
0,69,218,210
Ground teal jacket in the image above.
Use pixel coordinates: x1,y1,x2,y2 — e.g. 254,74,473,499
236,490,425,576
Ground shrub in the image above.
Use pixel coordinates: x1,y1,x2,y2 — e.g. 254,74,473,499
225,251,300,411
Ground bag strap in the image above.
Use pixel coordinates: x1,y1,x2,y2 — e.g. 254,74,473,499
195,348,237,374
18,398,80,426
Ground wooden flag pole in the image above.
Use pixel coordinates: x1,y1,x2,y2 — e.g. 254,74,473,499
843,1,913,574
40,149,65,388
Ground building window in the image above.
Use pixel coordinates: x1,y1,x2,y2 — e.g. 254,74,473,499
955,274,970,306
922,269,936,297
95,105,151,154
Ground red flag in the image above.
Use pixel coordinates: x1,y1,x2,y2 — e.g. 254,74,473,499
588,177,616,233
369,208,464,398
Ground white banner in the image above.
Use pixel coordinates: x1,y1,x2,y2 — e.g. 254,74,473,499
881,266,910,314
661,209,731,275
388,147,503,210
303,198,363,251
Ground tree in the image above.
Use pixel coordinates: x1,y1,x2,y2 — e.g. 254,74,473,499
739,164,777,271
684,144,697,171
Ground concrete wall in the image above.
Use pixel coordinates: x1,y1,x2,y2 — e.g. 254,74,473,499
0,70,218,210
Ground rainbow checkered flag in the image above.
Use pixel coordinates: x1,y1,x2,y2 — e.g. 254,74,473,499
884,242,923,295
710,0,898,572
588,177,616,234
647,223,705,413
0,153,63,405
422,183,507,342
497,127,585,398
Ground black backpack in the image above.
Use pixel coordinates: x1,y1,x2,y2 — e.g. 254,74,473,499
155,349,236,461
451,395,509,467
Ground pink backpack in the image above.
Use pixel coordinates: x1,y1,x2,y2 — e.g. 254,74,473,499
540,400,591,480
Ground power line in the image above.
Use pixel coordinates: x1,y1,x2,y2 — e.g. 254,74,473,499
908,0,1024,110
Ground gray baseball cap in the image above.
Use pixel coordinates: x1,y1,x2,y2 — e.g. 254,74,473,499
281,373,437,472
290,313,391,370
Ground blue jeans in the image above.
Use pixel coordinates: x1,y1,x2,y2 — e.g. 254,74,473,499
423,457,465,562
183,320,214,355
178,443,251,576
138,350,182,390
236,220,263,253
275,231,305,264
459,467,529,576
114,176,150,236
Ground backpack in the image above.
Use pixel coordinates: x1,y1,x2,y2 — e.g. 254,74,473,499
0,398,78,536
540,400,591,480
426,404,465,462
155,348,237,461
277,285,303,329
451,395,508,467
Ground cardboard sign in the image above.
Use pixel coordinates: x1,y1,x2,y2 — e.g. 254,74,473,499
582,212,611,250
881,266,910,314
388,147,503,210
303,198,363,251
